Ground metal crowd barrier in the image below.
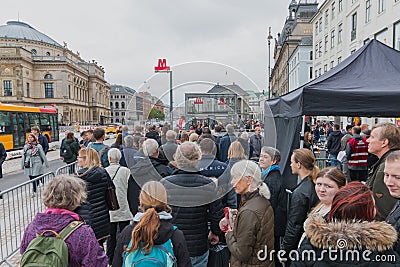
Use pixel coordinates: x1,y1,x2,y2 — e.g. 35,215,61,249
55,161,79,176
315,158,342,171
0,172,55,267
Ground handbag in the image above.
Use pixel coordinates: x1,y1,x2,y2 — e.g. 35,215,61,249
24,161,30,168
106,167,120,211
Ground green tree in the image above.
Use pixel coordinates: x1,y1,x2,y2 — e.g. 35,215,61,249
148,108,165,120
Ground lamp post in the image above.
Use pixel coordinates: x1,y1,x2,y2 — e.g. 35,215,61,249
267,27,273,100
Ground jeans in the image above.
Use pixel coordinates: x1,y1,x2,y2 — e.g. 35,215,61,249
190,250,209,267
328,154,341,167
29,175,40,193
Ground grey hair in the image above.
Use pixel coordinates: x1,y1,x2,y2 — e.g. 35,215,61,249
231,160,270,199
108,148,122,163
166,130,177,141
143,138,159,156
42,175,87,210
174,142,201,169
261,146,281,164
189,133,199,142
226,124,234,133
240,132,249,140
124,135,134,148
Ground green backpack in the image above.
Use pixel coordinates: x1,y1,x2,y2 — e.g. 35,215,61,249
21,221,84,267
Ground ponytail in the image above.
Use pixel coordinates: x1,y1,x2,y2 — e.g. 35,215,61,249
125,207,160,254
311,165,320,184
258,182,271,200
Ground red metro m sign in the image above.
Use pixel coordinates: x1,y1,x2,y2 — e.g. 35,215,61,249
154,59,170,71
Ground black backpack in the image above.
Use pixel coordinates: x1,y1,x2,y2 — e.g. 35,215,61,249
61,142,73,159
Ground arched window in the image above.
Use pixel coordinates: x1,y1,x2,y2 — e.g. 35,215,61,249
46,51,51,56
115,102,119,109
110,102,113,108
44,74,53,79
31,49,37,55
121,102,125,109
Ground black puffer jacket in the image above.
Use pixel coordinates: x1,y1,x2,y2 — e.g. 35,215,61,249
75,166,110,240
327,130,344,156
282,176,318,253
112,218,192,267
161,169,224,257
386,200,400,255
262,169,287,238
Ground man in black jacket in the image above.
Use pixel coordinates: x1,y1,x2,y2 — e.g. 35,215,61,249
161,142,223,267
326,124,343,167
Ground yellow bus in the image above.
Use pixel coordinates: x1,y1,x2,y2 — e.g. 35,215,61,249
0,103,59,151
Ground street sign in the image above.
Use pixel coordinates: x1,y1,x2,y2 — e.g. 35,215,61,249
154,58,170,71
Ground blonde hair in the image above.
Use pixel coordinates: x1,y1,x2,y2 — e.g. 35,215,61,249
42,175,87,210
79,148,101,170
228,141,247,160
292,148,319,183
125,181,171,254
26,133,38,144
189,133,199,142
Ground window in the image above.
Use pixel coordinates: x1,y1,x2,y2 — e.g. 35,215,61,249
325,36,329,52
309,67,313,79
324,64,328,73
115,102,119,109
339,0,343,12
375,28,389,44
115,112,119,116
351,49,356,54
378,0,385,13
325,10,329,26
319,41,322,57
315,44,319,59
331,2,335,20
31,49,37,56
45,52,50,56
330,61,334,68
44,83,54,98
111,112,114,116
315,22,318,35
351,13,357,41
122,112,125,116
110,102,113,108
395,21,400,51
26,82,30,97
315,70,318,78
319,17,322,32
338,24,343,43
338,56,342,64
364,38,370,45
44,74,53,79
121,102,125,109
366,0,371,23
310,51,313,60
3,80,12,96
331,30,335,48
318,68,321,76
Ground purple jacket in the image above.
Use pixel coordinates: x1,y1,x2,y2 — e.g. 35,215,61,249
20,213,107,267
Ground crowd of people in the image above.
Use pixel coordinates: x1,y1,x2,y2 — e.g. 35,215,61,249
13,121,400,266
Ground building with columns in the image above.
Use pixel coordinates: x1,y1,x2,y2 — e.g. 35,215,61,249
0,21,110,125
270,0,318,98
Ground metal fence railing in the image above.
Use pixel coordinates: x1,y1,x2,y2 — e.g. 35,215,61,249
55,161,78,176
0,172,55,267
315,158,342,171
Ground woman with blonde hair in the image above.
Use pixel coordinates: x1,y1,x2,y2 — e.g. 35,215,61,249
224,160,274,266
112,181,191,267
20,175,107,266
75,148,110,247
22,133,49,197
281,148,319,262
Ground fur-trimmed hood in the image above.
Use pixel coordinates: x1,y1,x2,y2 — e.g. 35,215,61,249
305,215,398,252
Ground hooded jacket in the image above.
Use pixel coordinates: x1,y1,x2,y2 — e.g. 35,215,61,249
112,212,192,267
75,167,110,240
293,216,400,266
20,213,107,267
327,130,344,156
226,190,274,267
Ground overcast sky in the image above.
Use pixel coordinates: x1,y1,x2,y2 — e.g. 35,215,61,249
3,0,291,104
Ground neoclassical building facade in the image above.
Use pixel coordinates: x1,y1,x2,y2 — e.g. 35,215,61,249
0,21,110,125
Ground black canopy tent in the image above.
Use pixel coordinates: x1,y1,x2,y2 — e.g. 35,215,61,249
264,40,400,190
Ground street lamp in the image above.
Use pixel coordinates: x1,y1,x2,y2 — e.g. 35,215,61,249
267,27,273,100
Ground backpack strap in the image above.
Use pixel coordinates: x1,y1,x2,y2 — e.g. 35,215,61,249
59,221,84,241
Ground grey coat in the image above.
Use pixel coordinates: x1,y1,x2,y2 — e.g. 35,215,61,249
105,163,133,222
22,144,49,176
